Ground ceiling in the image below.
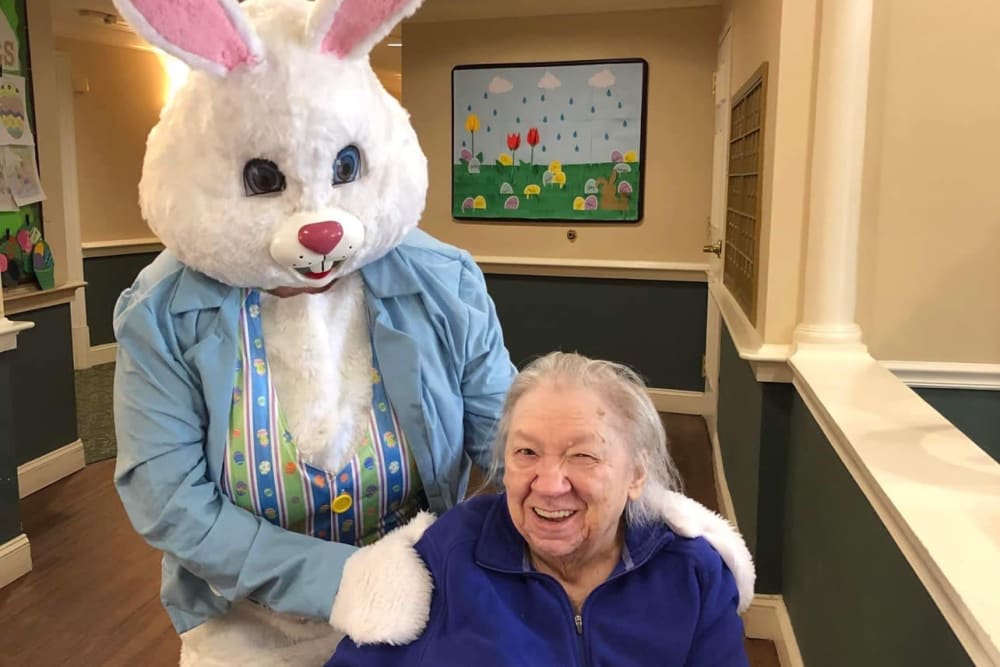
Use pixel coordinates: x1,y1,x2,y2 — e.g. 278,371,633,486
50,0,721,76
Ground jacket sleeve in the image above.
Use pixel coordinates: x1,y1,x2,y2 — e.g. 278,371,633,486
112,295,356,622
685,551,750,667
456,255,517,471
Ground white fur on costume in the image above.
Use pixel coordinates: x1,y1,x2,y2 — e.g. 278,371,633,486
330,511,437,645
645,486,756,612
179,601,343,667
260,273,373,468
132,0,428,291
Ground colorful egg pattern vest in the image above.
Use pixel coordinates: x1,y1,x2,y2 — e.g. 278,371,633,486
220,290,426,546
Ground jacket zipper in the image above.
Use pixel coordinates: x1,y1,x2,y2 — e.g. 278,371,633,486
483,535,669,666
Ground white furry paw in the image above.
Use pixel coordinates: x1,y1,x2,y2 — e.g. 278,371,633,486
329,511,436,645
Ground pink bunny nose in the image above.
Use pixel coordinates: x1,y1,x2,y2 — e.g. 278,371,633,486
298,221,344,255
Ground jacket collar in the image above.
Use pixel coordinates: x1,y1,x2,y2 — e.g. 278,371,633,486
474,495,674,576
168,262,235,314
360,246,423,299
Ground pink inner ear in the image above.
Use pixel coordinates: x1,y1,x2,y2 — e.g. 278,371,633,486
133,0,254,70
321,0,411,58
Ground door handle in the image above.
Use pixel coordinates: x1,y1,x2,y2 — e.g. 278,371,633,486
702,240,722,257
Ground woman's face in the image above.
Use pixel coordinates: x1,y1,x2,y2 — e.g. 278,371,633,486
503,382,646,568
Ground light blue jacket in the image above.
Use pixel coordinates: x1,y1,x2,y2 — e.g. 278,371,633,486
112,229,516,634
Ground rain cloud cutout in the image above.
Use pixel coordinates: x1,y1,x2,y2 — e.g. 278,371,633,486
588,69,616,88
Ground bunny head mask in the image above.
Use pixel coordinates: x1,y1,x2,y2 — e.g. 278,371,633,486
113,0,428,290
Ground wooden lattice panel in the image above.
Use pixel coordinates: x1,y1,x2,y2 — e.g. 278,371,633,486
723,63,767,325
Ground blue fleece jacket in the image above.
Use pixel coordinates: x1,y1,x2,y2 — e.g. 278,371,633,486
328,494,749,667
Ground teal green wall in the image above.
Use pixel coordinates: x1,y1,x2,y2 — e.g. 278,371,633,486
716,326,789,593
717,326,761,553
916,387,1000,464
486,275,707,391
782,393,972,667
9,304,77,465
0,346,19,543
83,253,159,346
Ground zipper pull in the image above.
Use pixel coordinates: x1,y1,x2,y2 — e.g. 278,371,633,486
574,614,583,635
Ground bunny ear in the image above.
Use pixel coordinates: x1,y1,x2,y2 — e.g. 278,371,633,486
112,0,263,77
308,0,425,60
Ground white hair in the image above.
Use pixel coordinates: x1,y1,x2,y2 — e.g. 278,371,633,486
488,351,683,525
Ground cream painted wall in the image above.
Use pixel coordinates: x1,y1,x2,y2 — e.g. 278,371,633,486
55,38,163,244
375,69,402,100
725,0,778,328
720,0,819,345
858,0,1000,363
402,7,720,262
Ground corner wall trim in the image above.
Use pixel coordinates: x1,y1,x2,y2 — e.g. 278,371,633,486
648,388,710,416
882,360,1000,391
88,343,118,367
475,255,708,282
710,430,738,527
0,318,34,353
743,594,804,667
709,280,792,383
0,533,32,590
17,440,86,498
3,281,86,316
82,238,164,259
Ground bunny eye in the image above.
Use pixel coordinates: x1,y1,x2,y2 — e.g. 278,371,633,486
243,159,286,197
332,145,361,186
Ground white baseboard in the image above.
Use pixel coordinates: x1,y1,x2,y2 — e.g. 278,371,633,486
17,439,86,498
743,594,804,667
0,533,32,589
88,342,118,367
648,388,710,415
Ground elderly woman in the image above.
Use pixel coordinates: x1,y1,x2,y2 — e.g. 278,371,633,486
327,352,754,666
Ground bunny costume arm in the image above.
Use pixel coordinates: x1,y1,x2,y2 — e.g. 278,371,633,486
113,275,357,631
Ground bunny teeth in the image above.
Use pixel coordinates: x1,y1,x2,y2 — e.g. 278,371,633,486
270,209,366,283
296,259,344,280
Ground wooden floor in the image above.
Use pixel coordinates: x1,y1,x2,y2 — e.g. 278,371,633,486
0,414,778,666
0,459,180,666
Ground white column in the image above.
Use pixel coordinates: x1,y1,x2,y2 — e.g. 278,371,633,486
793,0,873,347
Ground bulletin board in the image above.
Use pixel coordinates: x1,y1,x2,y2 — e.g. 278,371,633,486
0,0,48,287
452,59,647,223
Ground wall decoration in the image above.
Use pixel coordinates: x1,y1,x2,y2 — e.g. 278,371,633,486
3,145,44,205
452,59,647,223
30,235,54,289
0,0,43,284
0,74,32,146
